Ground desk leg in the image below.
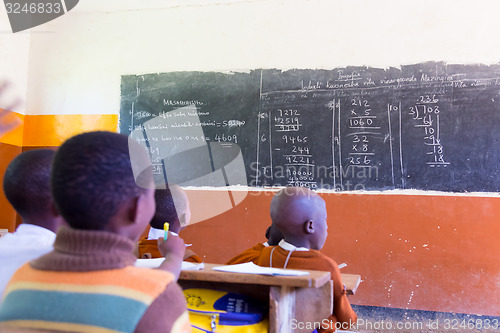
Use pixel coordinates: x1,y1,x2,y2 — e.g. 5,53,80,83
269,285,295,333
294,281,333,333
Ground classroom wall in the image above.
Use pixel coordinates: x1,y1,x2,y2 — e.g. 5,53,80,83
0,9,27,231
181,190,500,316
0,0,499,316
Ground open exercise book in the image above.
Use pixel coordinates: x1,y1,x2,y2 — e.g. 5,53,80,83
135,260,309,276
213,262,309,276
135,258,204,270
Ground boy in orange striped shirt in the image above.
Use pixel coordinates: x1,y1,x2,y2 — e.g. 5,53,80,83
0,131,191,333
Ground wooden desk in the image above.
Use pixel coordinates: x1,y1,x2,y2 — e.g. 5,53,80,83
179,263,361,333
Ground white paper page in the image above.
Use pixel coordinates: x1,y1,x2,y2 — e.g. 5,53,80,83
135,258,204,270
212,262,309,276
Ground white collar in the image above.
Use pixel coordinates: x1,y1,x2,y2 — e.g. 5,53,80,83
278,239,309,251
263,242,269,247
148,227,178,240
16,223,56,238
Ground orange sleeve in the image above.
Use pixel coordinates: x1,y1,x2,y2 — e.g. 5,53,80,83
328,258,357,327
225,243,265,265
137,238,163,259
184,251,203,263
306,253,357,331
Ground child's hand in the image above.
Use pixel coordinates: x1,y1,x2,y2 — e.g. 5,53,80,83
157,233,186,260
157,234,185,280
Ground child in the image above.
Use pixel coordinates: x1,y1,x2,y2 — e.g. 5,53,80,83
137,184,202,263
255,187,357,332
0,131,191,333
0,149,64,297
225,223,283,265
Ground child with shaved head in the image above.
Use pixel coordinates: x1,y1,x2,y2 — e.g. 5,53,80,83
255,187,357,332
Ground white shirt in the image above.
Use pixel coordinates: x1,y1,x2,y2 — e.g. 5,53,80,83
278,239,310,251
268,239,309,269
0,224,56,297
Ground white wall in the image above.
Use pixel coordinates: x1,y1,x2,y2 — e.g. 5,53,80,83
0,9,29,115
3,0,500,115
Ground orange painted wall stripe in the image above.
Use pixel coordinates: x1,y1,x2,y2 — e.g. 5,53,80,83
23,114,118,146
1,113,119,232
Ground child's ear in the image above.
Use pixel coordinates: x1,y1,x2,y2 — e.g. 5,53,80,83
265,226,271,239
131,189,155,227
303,220,314,234
50,201,60,217
131,190,155,224
178,213,188,228
127,196,140,223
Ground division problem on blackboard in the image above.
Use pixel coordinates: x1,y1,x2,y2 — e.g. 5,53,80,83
120,62,500,192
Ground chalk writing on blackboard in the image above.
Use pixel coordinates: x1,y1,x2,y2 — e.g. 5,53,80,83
120,62,500,192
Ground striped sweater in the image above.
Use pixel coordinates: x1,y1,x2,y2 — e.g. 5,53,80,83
0,226,191,333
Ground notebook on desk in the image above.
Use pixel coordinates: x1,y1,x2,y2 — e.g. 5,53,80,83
135,258,204,270
213,262,310,276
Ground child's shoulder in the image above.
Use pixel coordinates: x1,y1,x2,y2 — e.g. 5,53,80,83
226,243,266,265
289,248,341,272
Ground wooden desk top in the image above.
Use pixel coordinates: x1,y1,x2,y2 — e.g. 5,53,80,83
179,263,361,295
342,272,361,296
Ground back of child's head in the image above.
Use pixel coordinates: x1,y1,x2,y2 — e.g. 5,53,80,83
51,131,151,231
270,186,328,250
3,149,55,222
150,184,190,233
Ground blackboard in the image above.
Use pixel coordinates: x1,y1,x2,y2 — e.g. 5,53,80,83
120,62,500,192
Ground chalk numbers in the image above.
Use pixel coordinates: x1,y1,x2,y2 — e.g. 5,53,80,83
409,94,449,167
214,133,237,143
409,105,440,120
349,155,371,165
292,145,310,154
274,109,302,132
351,99,370,107
419,94,439,104
348,97,376,166
278,109,300,116
353,135,369,143
274,108,317,189
282,135,307,144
